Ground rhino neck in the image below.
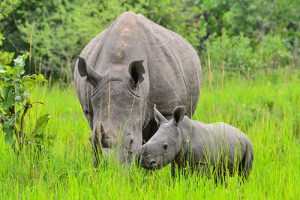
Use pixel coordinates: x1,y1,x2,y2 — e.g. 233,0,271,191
174,117,193,166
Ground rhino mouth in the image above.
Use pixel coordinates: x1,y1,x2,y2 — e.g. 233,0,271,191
140,156,163,170
101,135,113,148
101,147,113,154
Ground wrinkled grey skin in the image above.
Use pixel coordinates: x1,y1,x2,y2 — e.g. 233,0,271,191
138,106,254,179
74,11,201,166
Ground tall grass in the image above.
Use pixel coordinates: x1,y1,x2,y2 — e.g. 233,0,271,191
0,71,299,199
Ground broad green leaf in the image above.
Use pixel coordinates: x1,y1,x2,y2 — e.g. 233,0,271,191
4,130,15,144
2,110,21,145
35,74,47,82
5,65,13,74
22,76,36,88
13,54,27,76
0,107,5,114
14,95,23,102
0,33,4,41
0,81,9,87
3,110,21,127
13,54,27,68
24,92,30,99
32,114,50,135
2,87,15,109
22,74,47,88
29,74,47,83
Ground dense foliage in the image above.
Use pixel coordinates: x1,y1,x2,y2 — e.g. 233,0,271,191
0,50,52,153
0,0,299,82
1,2,52,153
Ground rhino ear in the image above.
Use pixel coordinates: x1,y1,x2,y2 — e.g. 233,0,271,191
129,60,145,87
173,106,185,126
77,56,101,87
154,104,167,126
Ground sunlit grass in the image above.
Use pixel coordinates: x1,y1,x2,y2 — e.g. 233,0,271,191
1,71,299,199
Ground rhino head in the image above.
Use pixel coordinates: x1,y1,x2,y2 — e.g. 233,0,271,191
137,105,186,169
77,56,149,165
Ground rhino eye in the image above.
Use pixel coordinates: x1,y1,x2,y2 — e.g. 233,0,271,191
162,143,168,151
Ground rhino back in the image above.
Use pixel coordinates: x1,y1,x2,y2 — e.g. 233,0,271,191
136,14,201,117
75,11,201,124
181,120,248,167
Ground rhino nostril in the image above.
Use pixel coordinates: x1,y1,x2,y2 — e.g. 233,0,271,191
102,133,109,140
150,159,156,166
101,134,111,148
129,138,134,145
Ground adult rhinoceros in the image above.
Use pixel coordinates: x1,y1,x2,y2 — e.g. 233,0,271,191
74,11,201,166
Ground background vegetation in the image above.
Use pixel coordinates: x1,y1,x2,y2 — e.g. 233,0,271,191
0,0,299,82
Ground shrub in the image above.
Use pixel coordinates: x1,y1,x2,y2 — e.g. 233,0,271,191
258,34,291,69
0,46,52,153
205,31,258,79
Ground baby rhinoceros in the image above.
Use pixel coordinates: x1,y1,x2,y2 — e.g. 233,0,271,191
137,106,254,180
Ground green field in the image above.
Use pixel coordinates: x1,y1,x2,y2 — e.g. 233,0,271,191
1,71,299,199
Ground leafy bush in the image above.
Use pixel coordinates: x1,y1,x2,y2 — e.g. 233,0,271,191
258,34,291,69
13,0,202,82
0,0,299,81
0,33,14,65
205,31,258,78
0,0,20,20
204,31,293,82
0,49,52,153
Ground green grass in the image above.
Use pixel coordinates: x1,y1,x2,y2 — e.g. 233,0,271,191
1,71,299,199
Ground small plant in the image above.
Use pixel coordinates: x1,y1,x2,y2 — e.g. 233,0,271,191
0,52,52,154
